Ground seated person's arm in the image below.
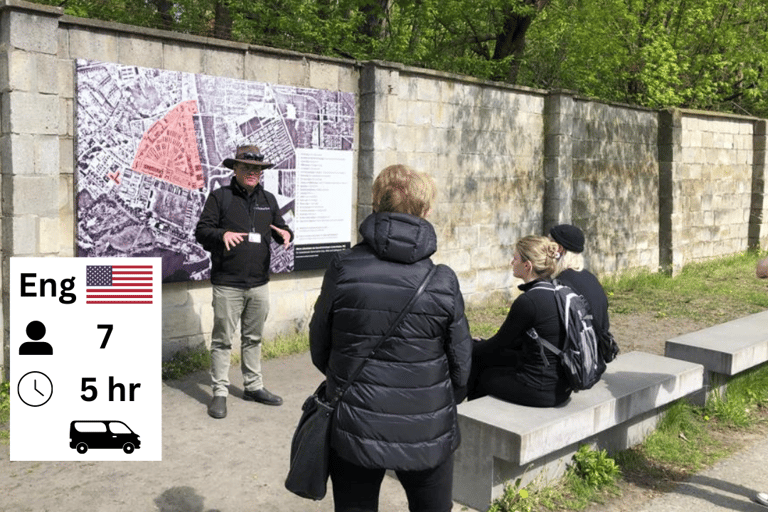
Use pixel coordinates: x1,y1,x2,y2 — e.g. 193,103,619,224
483,294,537,351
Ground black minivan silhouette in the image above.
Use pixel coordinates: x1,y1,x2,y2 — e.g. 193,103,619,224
69,420,141,454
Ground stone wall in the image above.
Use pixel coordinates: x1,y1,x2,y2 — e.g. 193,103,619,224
1,1,767,378
570,99,659,275
360,63,547,303
678,114,754,263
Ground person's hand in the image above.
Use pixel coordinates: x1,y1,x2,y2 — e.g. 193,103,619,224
223,231,247,251
270,225,292,250
472,336,484,343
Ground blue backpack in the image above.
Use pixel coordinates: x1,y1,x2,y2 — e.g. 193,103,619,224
526,280,606,391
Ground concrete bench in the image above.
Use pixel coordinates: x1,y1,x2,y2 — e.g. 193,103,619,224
452,351,703,511
665,310,768,403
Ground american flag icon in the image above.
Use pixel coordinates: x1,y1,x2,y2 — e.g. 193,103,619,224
86,265,154,304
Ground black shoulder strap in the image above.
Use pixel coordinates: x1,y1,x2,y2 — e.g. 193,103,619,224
330,264,440,405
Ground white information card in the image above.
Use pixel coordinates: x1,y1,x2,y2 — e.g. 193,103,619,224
10,257,162,461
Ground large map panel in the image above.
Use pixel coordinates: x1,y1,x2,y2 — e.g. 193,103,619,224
75,59,355,282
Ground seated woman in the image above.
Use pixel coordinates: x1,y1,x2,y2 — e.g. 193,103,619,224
467,235,571,407
549,224,611,344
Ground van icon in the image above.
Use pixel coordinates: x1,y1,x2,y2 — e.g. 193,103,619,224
69,420,141,454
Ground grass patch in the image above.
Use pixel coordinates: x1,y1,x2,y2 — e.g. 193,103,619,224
160,331,310,381
0,381,9,444
161,345,211,380
262,331,309,360
602,251,768,322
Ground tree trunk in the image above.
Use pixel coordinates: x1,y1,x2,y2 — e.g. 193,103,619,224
492,0,550,83
361,0,393,39
152,0,174,30
214,1,233,40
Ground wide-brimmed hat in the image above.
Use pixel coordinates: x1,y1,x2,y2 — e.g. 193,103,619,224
222,145,274,169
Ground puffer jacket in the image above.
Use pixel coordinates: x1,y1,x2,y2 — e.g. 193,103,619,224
309,212,472,471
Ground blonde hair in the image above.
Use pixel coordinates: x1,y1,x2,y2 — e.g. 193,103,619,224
516,235,560,278
372,165,436,218
553,250,584,277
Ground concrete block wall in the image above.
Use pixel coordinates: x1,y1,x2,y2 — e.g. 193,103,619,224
750,120,768,248
678,114,753,263
360,62,547,303
571,100,659,275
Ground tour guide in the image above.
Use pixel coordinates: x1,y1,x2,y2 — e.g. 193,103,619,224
195,145,293,419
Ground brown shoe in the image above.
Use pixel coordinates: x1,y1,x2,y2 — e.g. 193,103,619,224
243,388,283,406
208,396,227,418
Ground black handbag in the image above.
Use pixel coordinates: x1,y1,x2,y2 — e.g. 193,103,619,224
285,264,440,500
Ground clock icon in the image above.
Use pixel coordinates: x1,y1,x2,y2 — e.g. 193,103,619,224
18,371,53,407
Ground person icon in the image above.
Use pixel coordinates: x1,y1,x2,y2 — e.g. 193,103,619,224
19,320,52,355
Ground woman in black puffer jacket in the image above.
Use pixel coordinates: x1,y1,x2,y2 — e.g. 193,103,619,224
309,164,472,512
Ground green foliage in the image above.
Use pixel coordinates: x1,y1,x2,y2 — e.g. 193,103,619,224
641,400,728,471
27,0,768,115
522,0,768,115
705,362,768,428
161,345,211,380
602,251,768,323
570,444,621,488
262,331,310,359
0,381,10,443
487,478,534,512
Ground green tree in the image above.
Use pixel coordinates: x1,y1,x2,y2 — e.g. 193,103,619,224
519,0,768,116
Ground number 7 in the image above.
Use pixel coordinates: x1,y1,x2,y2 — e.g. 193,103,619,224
97,324,113,349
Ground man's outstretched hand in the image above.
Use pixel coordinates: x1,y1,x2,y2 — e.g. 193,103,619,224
223,231,247,251
270,225,292,250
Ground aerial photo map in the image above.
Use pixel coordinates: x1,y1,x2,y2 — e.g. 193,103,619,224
75,59,355,282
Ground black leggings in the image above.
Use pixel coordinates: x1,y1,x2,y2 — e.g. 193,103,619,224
466,340,569,407
329,449,454,512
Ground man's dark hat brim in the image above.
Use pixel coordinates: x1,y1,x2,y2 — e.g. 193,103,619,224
222,158,274,169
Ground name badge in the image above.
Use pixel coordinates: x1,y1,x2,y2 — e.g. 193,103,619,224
248,232,261,243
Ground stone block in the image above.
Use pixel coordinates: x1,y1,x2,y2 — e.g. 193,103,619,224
162,302,204,339
35,134,59,176
5,91,58,134
58,96,73,137
163,43,203,74
416,77,439,102
59,137,73,175
37,215,60,254
6,48,34,92
245,54,280,84
118,35,163,69
8,215,36,255
202,48,244,79
0,133,34,175
58,57,74,99
5,175,58,216
308,60,339,91
68,27,119,63
4,10,59,54
36,53,58,94
279,58,310,87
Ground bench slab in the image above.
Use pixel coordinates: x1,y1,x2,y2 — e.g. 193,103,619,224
665,310,768,376
453,351,703,511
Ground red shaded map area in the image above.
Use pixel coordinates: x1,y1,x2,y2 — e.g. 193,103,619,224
131,100,204,190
